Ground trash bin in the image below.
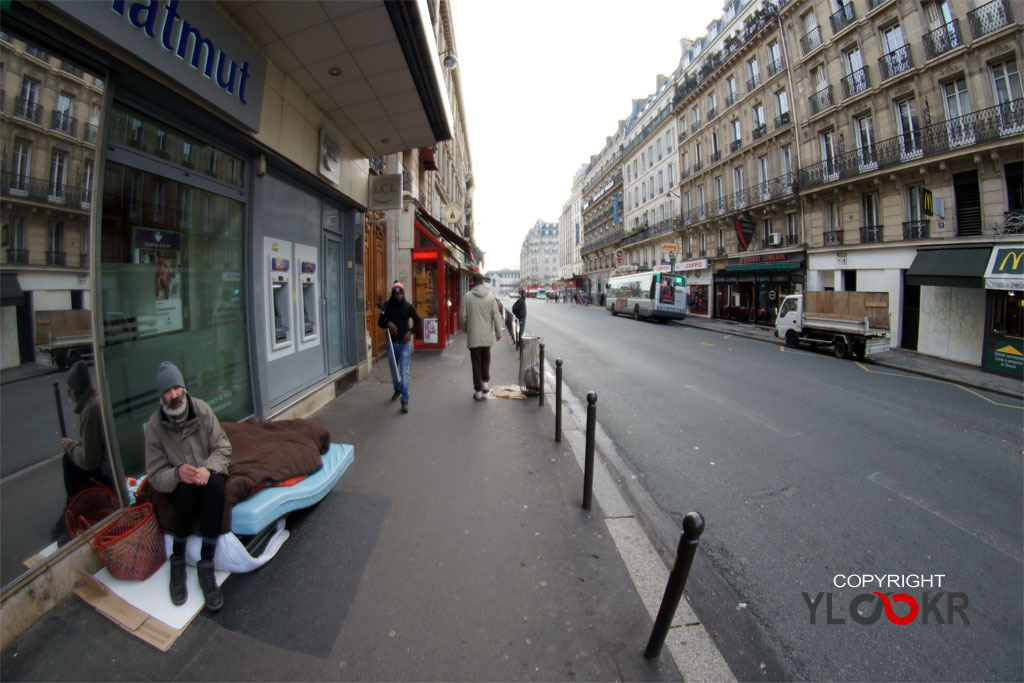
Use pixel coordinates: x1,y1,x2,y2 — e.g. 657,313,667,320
519,335,542,395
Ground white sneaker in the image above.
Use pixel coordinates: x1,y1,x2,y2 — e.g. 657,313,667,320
473,391,483,400
481,382,489,392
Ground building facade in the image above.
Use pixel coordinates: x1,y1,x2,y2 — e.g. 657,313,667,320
579,123,626,300
519,219,559,287
485,269,520,298
557,163,586,293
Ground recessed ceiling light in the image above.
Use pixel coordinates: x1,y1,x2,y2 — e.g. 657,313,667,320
381,137,390,144
328,66,341,76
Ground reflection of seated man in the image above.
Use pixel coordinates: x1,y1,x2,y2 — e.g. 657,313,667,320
52,361,113,540
145,361,231,612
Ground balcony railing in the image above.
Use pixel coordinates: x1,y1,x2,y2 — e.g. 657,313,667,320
693,161,703,173
767,57,784,76
581,228,624,255
726,91,738,107
841,66,870,99
691,121,701,134
967,0,1014,38
51,110,77,136
711,149,722,162
879,44,913,81
860,225,884,243
2,171,88,207
14,96,42,124
684,172,795,226
829,3,856,34
752,123,767,140
824,230,843,246
707,106,718,120
800,25,823,55
903,220,930,239
730,139,742,152
621,218,678,247
867,0,889,8
785,233,800,246
747,73,761,92
775,111,791,128
6,248,29,264
797,98,1024,190
679,167,690,180
809,85,834,115
923,20,962,60
717,247,728,257
46,251,66,266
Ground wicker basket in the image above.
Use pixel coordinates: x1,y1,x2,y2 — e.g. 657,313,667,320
65,487,119,538
91,503,166,581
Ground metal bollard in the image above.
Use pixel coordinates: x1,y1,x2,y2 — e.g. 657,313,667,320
538,343,545,406
582,391,597,510
643,512,706,660
554,359,562,442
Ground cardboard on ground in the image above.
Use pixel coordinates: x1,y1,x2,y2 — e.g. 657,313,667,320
74,562,228,651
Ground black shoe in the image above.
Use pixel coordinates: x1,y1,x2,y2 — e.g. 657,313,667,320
169,555,187,606
50,513,67,541
400,402,408,414
391,390,401,402
197,559,223,612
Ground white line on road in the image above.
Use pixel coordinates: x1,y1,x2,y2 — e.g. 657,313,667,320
868,471,1022,564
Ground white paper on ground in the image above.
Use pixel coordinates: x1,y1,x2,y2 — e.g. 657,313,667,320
161,518,290,573
93,562,229,631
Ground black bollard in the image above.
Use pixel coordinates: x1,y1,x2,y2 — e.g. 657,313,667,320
643,512,706,660
582,391,597,510
538,343,545,406
53,380,68,438
555,359,562,443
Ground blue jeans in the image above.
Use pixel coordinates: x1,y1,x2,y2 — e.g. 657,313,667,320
392,341,411,403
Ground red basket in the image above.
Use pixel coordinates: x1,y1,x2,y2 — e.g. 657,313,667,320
90,503,166,581
65,487,119,538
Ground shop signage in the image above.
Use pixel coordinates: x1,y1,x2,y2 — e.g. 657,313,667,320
368,174,402,210
983,333,1023,376
134,228,180,251
412,250,439,261
984,247,1023,290
735,217,755,250
740,252,789,264
423,318,438,344
319,129,341,185
51,0,267,131
676,259,708,272
614,249,624,266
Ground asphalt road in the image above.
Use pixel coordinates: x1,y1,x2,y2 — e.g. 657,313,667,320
1,370,80,478
521,299,1023,682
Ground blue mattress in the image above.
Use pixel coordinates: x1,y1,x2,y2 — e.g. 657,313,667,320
230,443,354,535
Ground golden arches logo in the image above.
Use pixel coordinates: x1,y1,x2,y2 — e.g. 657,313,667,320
998,249,1023,273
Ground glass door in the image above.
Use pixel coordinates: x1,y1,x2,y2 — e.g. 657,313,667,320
325,236,344,372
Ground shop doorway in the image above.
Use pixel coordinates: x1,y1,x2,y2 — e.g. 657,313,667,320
363,211,387,359
902,276,920,350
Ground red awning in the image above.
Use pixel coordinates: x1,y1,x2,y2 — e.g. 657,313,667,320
420,147,438,171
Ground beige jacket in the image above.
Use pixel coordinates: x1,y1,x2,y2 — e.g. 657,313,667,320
144,395,232,493
460,285,502,348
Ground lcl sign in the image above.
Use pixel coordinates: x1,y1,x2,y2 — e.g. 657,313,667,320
369,174,402,210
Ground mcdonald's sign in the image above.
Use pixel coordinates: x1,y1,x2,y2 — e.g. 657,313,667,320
985,247,1024,290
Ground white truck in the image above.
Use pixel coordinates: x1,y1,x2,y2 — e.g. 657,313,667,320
34,309,94,369
774,291,891,359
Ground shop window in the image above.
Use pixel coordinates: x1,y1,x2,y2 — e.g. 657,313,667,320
990,291,1023,338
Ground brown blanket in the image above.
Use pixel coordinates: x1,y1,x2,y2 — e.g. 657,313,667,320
138,418,330,534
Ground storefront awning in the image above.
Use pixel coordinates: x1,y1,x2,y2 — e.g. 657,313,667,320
1,272,24,306
985,246,1024,290
906,246,992,288
722,262,801,273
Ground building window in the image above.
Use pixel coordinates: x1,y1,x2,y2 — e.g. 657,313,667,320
990,57,1023,131
862,193,880,226
49,149,68,199
855,113,876,168
11,138,31,191
895,97,922,159
827,201,841,231
47,221,64,264
776,89,790,119
54,93,75,134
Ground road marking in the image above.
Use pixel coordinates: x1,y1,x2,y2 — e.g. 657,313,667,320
853,362,1023,410
0,453,62,485
868,471,1022,564
723,335,732,340
701,342,716,347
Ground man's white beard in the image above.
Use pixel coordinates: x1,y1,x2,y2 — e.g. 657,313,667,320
162,393,188,419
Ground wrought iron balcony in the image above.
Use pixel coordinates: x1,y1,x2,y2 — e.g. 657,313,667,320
747,73,761,92
903,220,930,239
867,0,889,8
841,66,870,99
879,44,913,81
785,233,800,246
693,161,703,174
620,218,678,247
691,121,701,134
6,248,29,264
797,98,1024,190
860,225,884,243
679,167,690,180
730,139,742,153
775,111,791,128
923,20,962,60
752,123,767,140
824,230,843,246
707,106,717,120
51,110,77,136
14,96,42,124
581,228,624,255
2,171,89,207
767,57,784,77
711,150,722,163
46,251,66,266
968,0,1014,38
717,247,728,257
809,85,834,115
829,3,856,34
800,25,823,55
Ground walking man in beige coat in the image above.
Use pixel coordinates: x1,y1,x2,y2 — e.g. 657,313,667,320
459,272,502,400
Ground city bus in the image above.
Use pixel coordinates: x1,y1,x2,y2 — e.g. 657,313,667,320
606,270,687,322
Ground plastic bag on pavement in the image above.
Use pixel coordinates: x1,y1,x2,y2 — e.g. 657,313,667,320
163,518,290,573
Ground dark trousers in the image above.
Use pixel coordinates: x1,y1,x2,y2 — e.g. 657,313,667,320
172,473,227,541
62,453,112,502
469,346,491,391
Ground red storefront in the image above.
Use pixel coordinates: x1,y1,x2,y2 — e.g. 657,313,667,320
412,214,472,350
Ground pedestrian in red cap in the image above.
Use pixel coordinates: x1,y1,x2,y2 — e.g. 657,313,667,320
378,281,421,413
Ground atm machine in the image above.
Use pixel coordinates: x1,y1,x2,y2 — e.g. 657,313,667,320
264,237,294,361
294,242,319,352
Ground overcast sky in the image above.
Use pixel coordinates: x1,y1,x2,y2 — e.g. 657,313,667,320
450,0,724,272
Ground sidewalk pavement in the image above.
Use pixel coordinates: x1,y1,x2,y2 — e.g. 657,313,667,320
1,336,720,681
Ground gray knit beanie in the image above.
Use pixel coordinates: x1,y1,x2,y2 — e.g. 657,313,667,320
156,361,185,395
66,360,92,395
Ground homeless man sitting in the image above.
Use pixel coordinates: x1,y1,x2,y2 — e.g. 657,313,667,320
144,361,231,612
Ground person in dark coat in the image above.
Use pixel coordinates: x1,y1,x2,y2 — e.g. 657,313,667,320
511,289,527,350
378,281,422,413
